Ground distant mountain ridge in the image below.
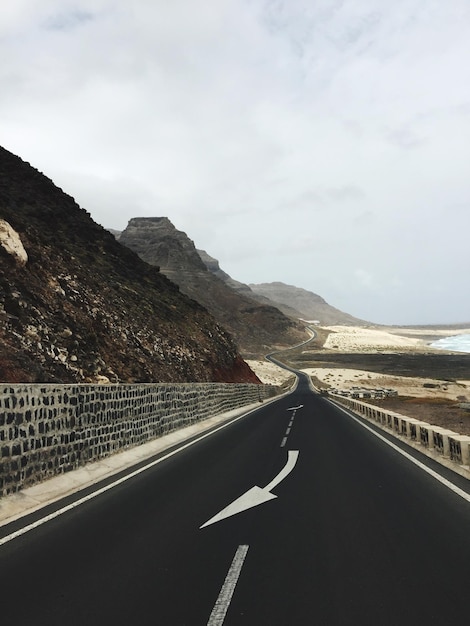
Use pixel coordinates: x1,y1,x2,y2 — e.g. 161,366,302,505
249,282,367,325
196,250,305,319
118,218,306,356
195,250,364,325
0,146,257,383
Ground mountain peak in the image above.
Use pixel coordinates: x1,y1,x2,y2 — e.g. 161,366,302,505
120,217,207,273
119,218,306,356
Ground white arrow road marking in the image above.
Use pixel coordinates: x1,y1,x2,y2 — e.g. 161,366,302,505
264,450,299,491
200,451,299,529
287,405,303,411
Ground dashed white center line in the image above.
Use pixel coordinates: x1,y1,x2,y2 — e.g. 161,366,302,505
281,410,296,446
207,544,249,626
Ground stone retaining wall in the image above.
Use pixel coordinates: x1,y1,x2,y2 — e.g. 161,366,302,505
0,382,279,496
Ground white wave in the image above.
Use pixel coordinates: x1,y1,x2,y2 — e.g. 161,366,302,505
430,334,470,353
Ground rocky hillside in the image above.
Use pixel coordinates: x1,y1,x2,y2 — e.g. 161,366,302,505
249,282,367,325
118,218,306,356
0,146,258,383
197,249,254,296
198,250,308,319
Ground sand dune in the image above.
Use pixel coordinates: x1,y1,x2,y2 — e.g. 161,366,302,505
248,325,470,401
322,325,470,353
309,325,470,400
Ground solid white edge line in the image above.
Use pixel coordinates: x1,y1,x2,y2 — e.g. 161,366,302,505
0,403,267,547
207,545,249,626
332,402,470,504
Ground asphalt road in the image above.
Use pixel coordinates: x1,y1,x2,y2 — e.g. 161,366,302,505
1,374,470,625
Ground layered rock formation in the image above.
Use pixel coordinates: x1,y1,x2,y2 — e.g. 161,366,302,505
118,218,306,356
0,146,258,383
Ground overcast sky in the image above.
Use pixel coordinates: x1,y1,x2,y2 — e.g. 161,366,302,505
1,1,469,325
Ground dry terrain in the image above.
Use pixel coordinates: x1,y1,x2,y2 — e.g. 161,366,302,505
246,359,295,387
254,325,470,436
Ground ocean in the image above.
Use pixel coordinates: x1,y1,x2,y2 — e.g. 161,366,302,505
430,333,470,353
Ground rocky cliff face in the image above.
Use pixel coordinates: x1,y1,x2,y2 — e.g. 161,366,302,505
197,249,254,296
0,146,258,383
197,250,306,319
249,282,366,325
118,218,306,356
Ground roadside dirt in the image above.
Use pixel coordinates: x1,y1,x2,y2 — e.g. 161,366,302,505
363,396,470,436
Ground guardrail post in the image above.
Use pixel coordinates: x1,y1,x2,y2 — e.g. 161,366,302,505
449,435,470,466
404,418,423,441
431,427,453,457
327,393,470,478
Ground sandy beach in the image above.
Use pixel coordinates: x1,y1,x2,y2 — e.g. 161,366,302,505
249,325,470,401
322,325,470,353
304,325,470,400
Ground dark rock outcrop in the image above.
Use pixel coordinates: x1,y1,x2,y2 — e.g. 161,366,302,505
119,218,306,356
0,146,258,383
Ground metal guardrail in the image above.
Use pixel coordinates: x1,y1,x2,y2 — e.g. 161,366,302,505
329,394,470,478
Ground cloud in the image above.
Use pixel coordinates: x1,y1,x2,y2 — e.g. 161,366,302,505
386,127,427,150
44,9,95,31
354,268,375,288
0,0,469,324
326,185,365,202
